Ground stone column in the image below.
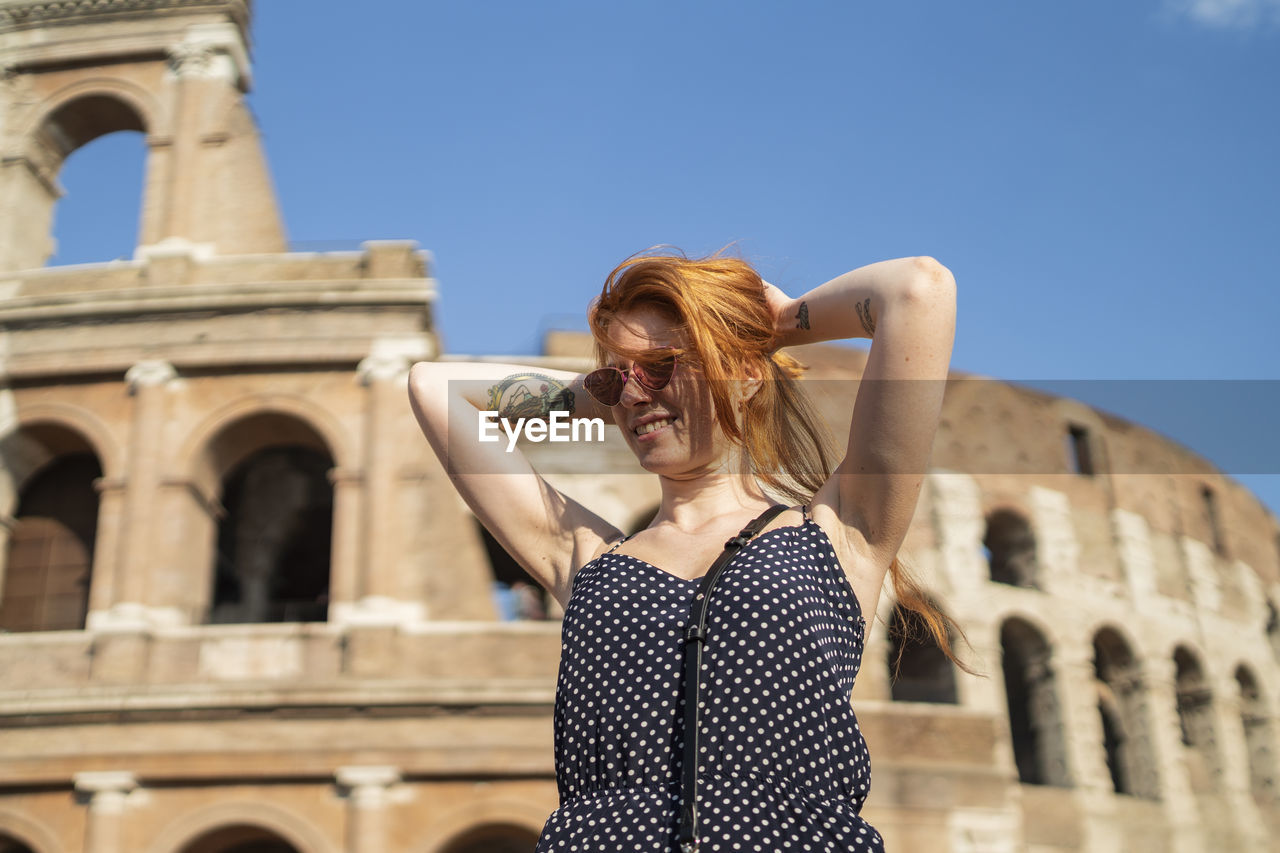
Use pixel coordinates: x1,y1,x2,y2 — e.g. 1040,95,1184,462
926,471,987,597
335,354,423,626
1053,641,1126,853
1143,656,1202,853
0,67,61,270
74,771,136,853
963,618,1005,714
84,478,127,626
1211,678,1270,850
1111,508,1157,606
1027,652,1072,787
358,354,407,598
1056,642,1112,793
161,40,232,247
138,131,173,249
1029,485,1081,591
336,765,400,853
0,382,18,604
148,24,284,257
104,360,177,628
0,512,14,605
327,466,363,619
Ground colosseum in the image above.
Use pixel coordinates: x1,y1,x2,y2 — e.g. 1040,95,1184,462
0,2,1277,852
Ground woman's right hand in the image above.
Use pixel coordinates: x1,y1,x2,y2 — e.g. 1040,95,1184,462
761,280,800,351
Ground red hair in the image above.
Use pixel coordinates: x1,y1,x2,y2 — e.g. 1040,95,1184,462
590,248,970,670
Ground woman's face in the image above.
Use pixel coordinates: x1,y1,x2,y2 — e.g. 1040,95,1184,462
603,306,733,478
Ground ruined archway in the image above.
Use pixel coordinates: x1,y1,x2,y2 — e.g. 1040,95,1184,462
888,601,958,704
47,122,147,265
202,413,334,624
1174,645,1221,794
1000,616,1070,786
1092,627,1160,799
1236,664,1276,802
16,89,151,269
984,508,1039,588
0,423,103,632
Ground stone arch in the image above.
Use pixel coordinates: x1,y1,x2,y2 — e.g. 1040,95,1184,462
0,807,63,853
145,801,336,853
174,826,299,853
6,403,124,492
1082,618,1147,662
199,412,336,625
21,77,161,143
1092,626,1160,799
990,606,1059,649
0,418,107,632
983,507,1039,588
180,396,353,499
419,798,548,853
1235,663,1276,801
0,0,283,267
6,79,157,268
1000,616,1070,786
887,598,959,704
172,398,350,625
1173,645,1221,793
436,823,540,853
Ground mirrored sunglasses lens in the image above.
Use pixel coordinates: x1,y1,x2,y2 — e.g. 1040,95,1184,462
634,357,676,390
584,369,624,405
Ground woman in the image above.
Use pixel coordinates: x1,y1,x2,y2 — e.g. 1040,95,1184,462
408,250,959,851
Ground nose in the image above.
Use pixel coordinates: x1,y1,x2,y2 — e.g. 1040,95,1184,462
618,372,653,407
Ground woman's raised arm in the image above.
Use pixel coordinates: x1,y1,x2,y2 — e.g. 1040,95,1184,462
770,257,957,616
408,360,620,605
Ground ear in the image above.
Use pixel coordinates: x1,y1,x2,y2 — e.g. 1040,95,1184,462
735,361,765,407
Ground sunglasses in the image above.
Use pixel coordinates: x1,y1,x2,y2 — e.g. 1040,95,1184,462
583,352,679,406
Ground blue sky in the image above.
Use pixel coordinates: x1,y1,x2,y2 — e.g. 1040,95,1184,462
50,1,1280,518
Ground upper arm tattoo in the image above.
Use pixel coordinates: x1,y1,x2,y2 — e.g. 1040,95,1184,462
486,373,576,419
795,301,811,331
855,298,876,336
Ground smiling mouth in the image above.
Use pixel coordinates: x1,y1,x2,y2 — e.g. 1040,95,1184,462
635,417,676,436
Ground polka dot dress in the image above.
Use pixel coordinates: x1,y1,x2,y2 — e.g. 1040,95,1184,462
536,510,885,851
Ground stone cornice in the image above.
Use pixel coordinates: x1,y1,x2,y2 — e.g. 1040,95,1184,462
0,279,436,325
0,0,247,34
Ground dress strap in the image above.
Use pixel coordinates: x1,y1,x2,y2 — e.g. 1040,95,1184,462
800,503,811,521
603,534,632,555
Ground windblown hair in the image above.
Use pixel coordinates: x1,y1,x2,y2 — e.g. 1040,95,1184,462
590,249,830,505
590,248,970,671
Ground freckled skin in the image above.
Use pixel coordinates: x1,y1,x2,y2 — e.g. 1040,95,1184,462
605,306,738,481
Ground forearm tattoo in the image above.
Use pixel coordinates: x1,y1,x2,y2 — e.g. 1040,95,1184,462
486,373,576,419
855,298,876,336
795,301,811,331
